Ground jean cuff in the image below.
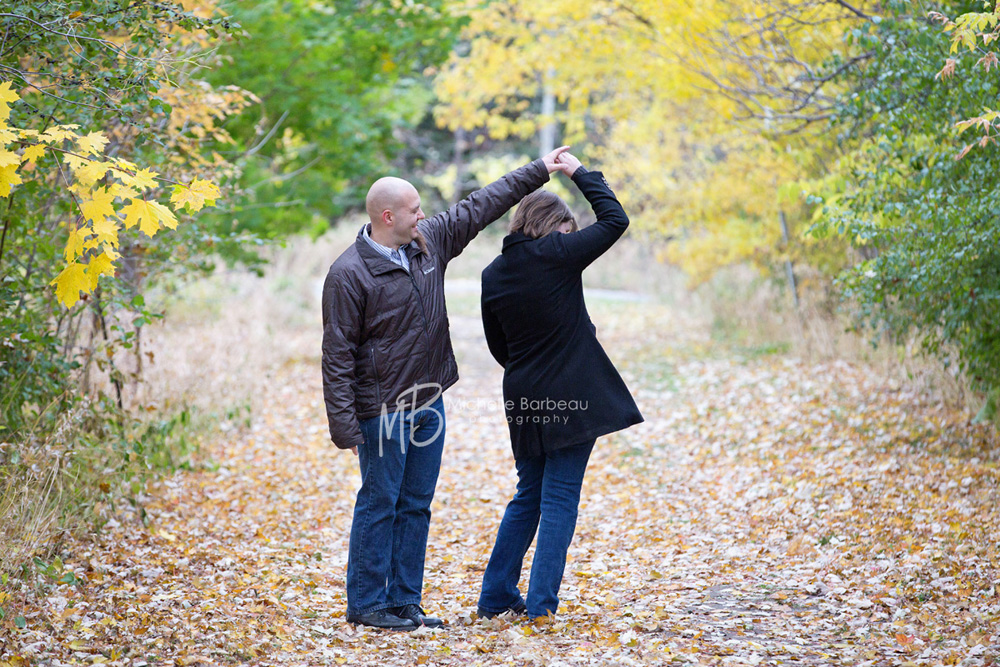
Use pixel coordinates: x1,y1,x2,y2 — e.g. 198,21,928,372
386,597,422,610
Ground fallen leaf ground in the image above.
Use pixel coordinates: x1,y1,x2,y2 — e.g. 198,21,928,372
2,278,999,666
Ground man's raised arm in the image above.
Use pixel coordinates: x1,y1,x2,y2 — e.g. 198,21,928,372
419,146,571,261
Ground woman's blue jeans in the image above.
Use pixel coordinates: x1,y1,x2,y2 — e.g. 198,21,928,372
478,439,595,619
346,396,445,617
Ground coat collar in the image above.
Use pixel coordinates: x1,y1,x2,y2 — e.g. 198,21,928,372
355,224,418,276
502,232,534,252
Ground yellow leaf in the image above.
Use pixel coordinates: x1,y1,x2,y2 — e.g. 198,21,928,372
64,153,89,171
110,183,139,201
21,144,46,166
74,160,112,188
0,125,16,143
76,131,109,156
92,215,120,249
0,163,21,197
86,250,116,290
149,200,177,230
51,262,89,308
0,148,18,168
0,80,19,105
121,198,177,237
0,81,18,122
64,225,89,263
80,187,116,224
170,178,220,212
39,125,78,144
120,167,158,191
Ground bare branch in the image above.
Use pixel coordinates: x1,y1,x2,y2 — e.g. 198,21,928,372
831,0,872,20
246,110,290,157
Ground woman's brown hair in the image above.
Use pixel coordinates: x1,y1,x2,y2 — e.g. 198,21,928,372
508,190,578,239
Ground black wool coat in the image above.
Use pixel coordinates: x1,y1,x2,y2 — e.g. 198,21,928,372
481,168,644,460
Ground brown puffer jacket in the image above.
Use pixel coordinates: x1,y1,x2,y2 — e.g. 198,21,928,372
321,159,550,448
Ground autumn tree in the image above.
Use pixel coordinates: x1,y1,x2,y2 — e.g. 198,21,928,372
0,1,249,441
434,0,874,284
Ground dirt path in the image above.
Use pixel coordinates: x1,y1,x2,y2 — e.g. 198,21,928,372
4,296,999,666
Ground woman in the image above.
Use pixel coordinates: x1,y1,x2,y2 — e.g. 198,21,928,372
477,152,644,621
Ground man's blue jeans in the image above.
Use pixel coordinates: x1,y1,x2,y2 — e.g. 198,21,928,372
478,439,595,619
346,396,445,617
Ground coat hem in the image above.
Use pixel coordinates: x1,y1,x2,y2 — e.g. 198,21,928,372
511,413,644,461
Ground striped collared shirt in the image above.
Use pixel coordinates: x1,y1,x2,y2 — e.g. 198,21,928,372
362,224,411,273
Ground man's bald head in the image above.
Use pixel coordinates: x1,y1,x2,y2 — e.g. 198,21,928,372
366,177,418,225
365,176,426,248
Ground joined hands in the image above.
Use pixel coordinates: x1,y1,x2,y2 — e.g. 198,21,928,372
541,146,584,178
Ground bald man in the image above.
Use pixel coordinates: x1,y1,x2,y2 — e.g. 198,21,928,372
322,147,573,630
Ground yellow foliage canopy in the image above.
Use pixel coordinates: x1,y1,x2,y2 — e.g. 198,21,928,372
435,0,865,281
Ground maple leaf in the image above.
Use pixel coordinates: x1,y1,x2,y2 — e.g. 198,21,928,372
91,215,120,248
39,125,78,144
76,131,109,156
101,243,121,260
21,144,46,166
0,163,21,197
80,187,116,224
111,157,139,173
0,125,16,143
149,200,178,230
75,160,112,188
0,148,18,168
64,224,90,262
121,198,178,237
86,250,116,290
110,183,139,201
0,81,18,105
171,179,220,212
0,81,18,122
50,261,89,308
120,167,159,191
63,153,89,171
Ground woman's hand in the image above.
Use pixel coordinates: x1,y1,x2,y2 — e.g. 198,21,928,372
555,151,583,177
541,145,571,173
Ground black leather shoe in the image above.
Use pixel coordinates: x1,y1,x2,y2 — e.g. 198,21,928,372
390,603,444,629
347,609,417,630
477,599,527,619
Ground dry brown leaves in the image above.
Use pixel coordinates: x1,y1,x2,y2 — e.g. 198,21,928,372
1,299,998,667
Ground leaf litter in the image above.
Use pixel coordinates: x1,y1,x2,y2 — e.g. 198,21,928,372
1,298,998,666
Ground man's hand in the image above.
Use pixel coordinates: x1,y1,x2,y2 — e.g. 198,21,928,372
555,151,583,177
541,145,571,174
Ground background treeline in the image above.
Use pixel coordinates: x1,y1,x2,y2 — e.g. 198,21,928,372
1,0,997,595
